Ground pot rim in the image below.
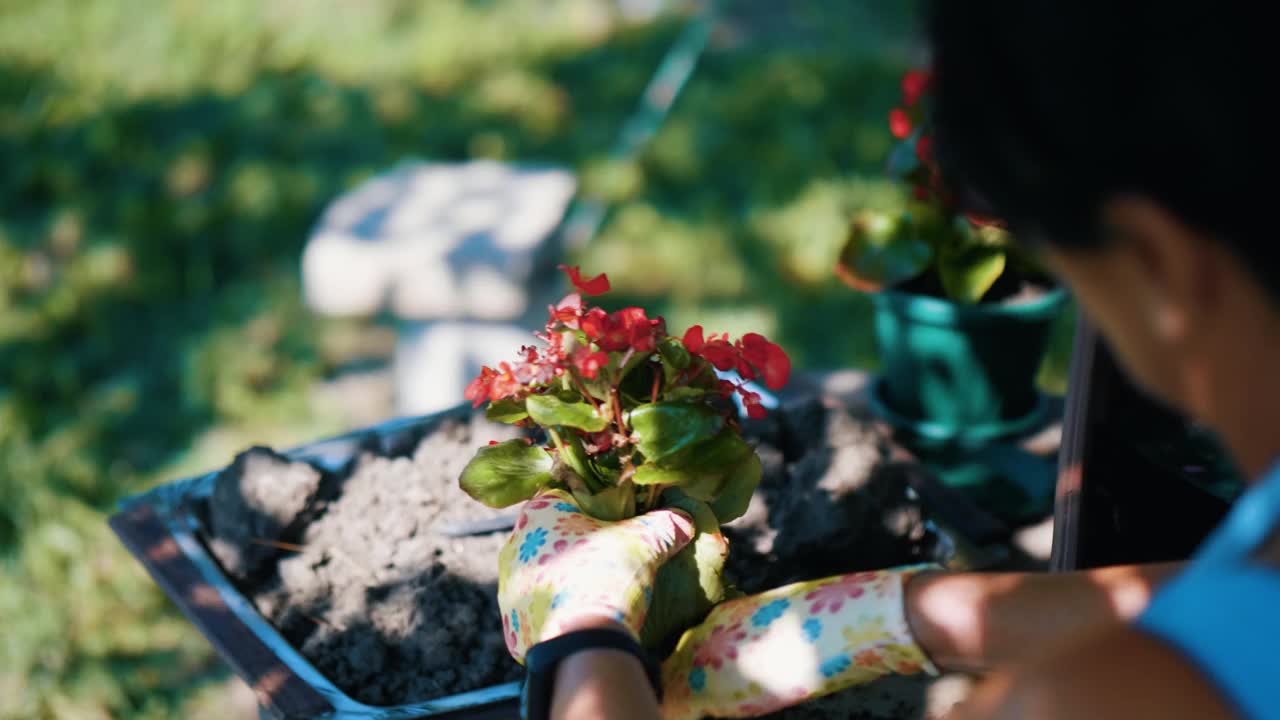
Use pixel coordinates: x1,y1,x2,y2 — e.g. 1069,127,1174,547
867,376,1053,450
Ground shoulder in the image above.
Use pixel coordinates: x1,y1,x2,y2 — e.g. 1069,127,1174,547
949,624,1235,720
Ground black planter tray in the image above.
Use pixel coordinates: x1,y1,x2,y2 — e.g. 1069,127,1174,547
110,396,1007,720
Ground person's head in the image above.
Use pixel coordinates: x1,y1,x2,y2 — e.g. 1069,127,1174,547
928,1,1276,437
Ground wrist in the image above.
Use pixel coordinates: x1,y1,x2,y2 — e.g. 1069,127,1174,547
526,628,662,720
903,570,989,674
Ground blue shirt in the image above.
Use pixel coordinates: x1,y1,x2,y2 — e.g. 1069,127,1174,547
1138,462,1280,719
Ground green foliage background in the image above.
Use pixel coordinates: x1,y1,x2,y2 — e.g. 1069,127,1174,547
0,2,1071,717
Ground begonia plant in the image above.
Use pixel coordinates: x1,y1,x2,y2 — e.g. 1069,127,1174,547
458,264,790,648
837,69,1042,303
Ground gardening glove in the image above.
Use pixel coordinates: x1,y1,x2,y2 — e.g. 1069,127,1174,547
497,488,697,663
659,565,941,720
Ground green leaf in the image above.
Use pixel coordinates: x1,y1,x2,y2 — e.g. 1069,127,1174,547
485,398,528,424
665,386,707,402
707,452,762,524
459,440,553,508
571,483,634,522
938,240,1007,304
526,393,610,432
631,430,756,511
627,402,724,463
657,336,690,370
557,433,601,491
639,490,727,653
835,210,932,292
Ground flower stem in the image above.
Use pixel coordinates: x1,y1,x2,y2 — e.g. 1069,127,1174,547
569,370,603,413
547,427,566,453
609,387,628,435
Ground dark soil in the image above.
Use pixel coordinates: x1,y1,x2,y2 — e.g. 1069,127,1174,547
200,413,527,706
197,395,942,714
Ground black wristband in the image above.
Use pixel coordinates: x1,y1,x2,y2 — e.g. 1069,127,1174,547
521,629,662,720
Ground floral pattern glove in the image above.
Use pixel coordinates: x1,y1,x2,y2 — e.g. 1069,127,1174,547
497,489,696,663
660,565,941,719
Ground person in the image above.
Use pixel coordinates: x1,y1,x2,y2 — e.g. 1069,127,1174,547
498,1,1276,717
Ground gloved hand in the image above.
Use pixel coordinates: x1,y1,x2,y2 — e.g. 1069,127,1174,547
659,565,941,719
497,489,697,663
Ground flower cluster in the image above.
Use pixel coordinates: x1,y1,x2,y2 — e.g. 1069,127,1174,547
460,264,792,523
465,265,790,421
682,326,788,419
887,69,1005,231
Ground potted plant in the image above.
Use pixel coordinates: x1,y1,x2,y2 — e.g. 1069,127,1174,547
457,264,790,651
836,70,1067,447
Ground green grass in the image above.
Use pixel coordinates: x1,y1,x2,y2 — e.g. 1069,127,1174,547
0,2,1075,717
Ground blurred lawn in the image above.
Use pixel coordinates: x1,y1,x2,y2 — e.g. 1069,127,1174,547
0,1,1070,717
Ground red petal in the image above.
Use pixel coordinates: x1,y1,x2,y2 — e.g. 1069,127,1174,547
548,293,584,329
915,135,933,166
701,343,738,371
464,367,495,407
762,344,791,390
889,109,912,139
682,325,705,353
739,334,791,390
617,307,649,327
901,70,932,107
572,348,609,380
581,307,609,340
558,264,611,296
738,333,770,367
739,389,767,419
631,330,657,353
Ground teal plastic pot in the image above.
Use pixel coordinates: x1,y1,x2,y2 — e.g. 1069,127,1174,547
869,287,1068,446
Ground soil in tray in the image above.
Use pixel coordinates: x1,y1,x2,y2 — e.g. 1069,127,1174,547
195,395,941,713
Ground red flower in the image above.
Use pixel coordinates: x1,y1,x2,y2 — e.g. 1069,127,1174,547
684,326,790,390
618,307,662,353
548,293,583,329
688,328,737,371
740,389,767,420
489,363,523,401
901,70,931,107
915,134,933,166
571,347,609,380
583,307,662,353
582,430,614,454
737,333,790,390
464,366,498,408
889,108,912,139
581,308,625,351
682,325,705,353
559,264,611,296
